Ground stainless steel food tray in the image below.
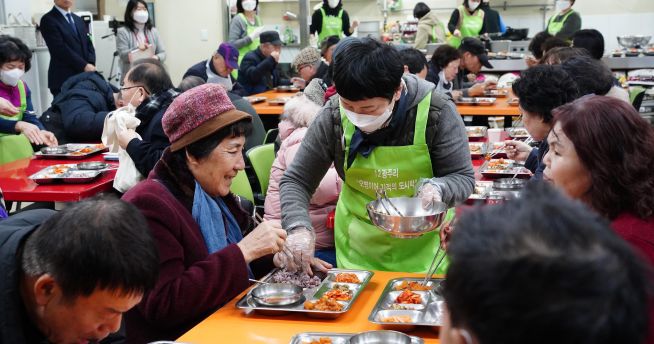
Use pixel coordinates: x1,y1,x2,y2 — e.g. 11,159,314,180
34,143,107,159
465,126,487,139
456,97,496,106
236,269,373,318
468,142,487,158
368,277,445,331
29,164,103,184
480,159,532,179
289,332,424,344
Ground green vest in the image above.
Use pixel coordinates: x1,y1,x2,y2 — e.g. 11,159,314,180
231,13,262,79
547,10,575,36
318,8,344,44
0,80,34,164
334,92,452,273
447,6,484,48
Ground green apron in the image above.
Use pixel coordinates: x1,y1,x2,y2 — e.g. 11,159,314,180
231,13,262,79
547,10,575,36
318,8,344,44
334,92,449,273
447,6,484,48
0,80,34,164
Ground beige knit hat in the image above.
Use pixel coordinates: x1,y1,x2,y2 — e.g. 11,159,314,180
292,47,321,69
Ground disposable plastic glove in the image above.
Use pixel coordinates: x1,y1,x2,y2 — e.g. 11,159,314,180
274,227,316,274
249,26,265,40
415,178,444,209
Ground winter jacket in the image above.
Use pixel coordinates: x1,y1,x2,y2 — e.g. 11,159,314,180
264,117,342,250
122,148,272,343
183,59,247,96
126,89,177,177
237,48,289,96
42,72,116,143
414,11,446,49
279,74,475,231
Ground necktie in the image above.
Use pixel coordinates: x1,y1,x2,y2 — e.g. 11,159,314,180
66,13,78,35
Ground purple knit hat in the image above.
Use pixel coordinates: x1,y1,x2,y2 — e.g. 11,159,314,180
162,83,251,152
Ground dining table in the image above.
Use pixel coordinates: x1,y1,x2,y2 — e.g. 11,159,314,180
0,153,117,203
249,90,520,117
178,270,444,344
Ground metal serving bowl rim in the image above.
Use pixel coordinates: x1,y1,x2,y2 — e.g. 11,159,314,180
366,198,448,218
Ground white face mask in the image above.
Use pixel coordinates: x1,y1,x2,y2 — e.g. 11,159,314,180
555,0,570,12
242,0,257,11
0,68,24,87
341,98,395,134
468,1,480,11
133,10,149,24
328,0,340,9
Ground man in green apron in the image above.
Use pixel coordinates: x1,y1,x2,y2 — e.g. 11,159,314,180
276,37,474,274
0,80,57,164
447,0,485,48
546,0,581,41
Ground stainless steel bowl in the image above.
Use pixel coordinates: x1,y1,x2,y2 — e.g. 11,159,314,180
617,35,651,49
251,283,303,306
367,197,447,238
40,146,69,154
349,330,413,344
76,162,108,170
493,178,526,191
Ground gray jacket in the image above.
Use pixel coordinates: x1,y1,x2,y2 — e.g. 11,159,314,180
116,26,166,81
279,74,475,231
228,14,258,50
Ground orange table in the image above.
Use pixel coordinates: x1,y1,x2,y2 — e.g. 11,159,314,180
178,271,443,343
250,90,298,115
251,90,520,117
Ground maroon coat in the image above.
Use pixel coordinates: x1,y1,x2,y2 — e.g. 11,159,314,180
122,148,268,343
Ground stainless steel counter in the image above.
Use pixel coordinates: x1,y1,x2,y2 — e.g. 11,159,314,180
481,56,654,72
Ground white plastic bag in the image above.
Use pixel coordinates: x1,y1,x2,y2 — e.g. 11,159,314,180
101,106,143,193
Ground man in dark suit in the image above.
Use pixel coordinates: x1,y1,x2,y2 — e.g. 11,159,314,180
40,0,96,96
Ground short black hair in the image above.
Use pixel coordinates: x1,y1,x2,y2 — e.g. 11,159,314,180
512,64,579,123
236,0,258,13
0,35,32,72
413,2,431,19
127,59,174,95
320,35,340,56
541,36,570,54
399,48,428,74
20,196,159,300
332,38,403,101
540,46,589,65
528,31,553,59
123,0,152,32
430,44,461,69
184,120,253,160
178,76,206,92
572,29,605,60
560,55,613,96
443,182,650,344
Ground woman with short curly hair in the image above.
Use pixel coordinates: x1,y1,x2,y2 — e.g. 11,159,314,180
543,95,654,267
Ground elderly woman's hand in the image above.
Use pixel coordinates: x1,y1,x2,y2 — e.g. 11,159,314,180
505,140,532,162
237,220,287,263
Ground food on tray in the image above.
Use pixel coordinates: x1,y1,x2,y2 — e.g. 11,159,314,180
334,273,360,283
270,270,321,288
476,98,493,104
509,128,529,137
469,143,483,153
324,288,352,301
395,290,422,304
394,281,431,291
51,165,70,175
389,304,417,310
304,338,332,344
487,158,511,170
466,127,485,137
380,315,413,323
304,296,344,311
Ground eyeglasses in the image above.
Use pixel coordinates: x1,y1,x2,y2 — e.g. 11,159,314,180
120,85,150,95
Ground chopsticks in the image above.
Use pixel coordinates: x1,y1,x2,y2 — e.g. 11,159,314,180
422,215,456,286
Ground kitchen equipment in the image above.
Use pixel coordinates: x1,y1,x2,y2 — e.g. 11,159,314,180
490,40,511,53
367,197,447,238
251,283,304,306
617,35,651,49
358,21,381,40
